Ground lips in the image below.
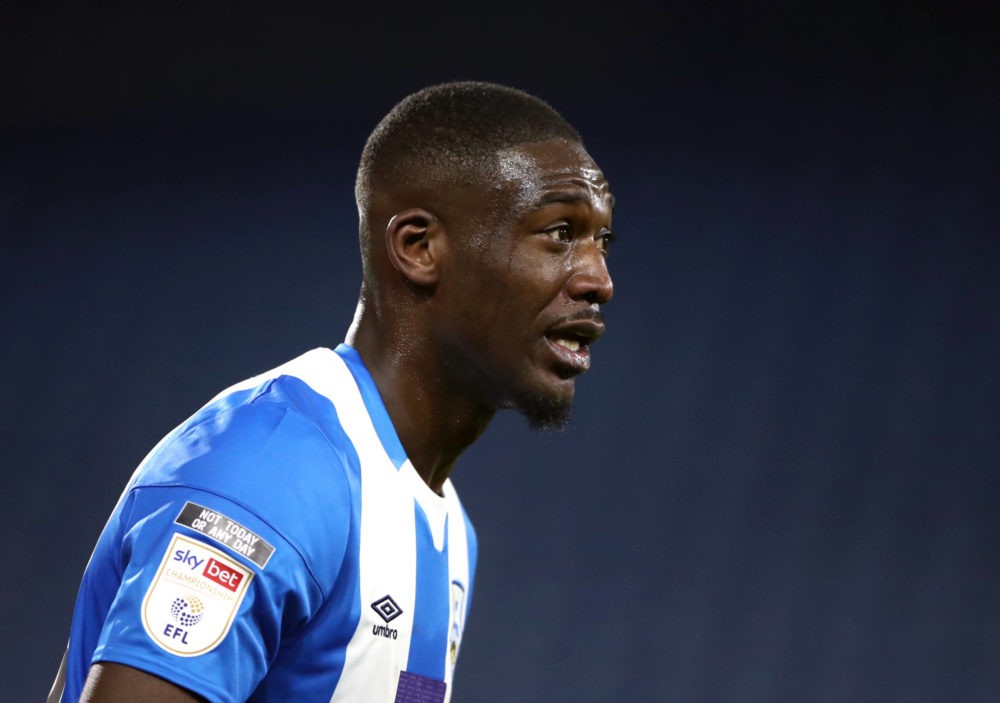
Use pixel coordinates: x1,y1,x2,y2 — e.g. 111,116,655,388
543,315,606,374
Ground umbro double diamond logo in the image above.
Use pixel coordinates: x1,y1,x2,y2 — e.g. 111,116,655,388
371,595,402,623
371,595,402,639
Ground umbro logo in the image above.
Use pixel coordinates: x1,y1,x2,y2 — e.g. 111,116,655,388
371,595,403,623
370,595,402,640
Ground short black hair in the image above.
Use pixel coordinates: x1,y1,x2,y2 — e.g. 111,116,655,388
355,81,582,214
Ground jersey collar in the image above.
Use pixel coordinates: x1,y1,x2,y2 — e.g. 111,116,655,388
334,343,409,470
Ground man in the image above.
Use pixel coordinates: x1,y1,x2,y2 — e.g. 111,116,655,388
49,81,615,703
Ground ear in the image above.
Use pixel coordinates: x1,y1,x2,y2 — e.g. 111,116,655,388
384,208,445,288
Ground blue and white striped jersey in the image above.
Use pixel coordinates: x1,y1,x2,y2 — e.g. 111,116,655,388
55,345,477,703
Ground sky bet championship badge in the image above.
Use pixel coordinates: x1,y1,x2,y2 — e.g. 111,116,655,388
141,533,253,656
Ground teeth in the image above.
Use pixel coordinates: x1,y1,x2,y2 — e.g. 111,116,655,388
554,337,581,352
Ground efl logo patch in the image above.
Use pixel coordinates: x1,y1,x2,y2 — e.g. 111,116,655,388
141,533,253,656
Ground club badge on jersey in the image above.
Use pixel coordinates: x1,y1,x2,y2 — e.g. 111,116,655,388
141,533,254,656
448,581,466,668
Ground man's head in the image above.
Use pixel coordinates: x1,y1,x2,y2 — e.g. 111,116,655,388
354,82,614,430
355,82,583,278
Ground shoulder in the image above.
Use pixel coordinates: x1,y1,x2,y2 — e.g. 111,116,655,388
128,355,364,588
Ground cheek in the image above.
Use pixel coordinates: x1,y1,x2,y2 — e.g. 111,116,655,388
511,262,567,315
486,268,549,326
457,243,564,340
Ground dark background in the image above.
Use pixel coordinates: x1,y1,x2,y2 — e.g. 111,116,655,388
3,2,998,701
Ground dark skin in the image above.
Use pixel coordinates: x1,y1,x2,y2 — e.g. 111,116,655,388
73,663,206,703
348,137,614,491
73,137,613,702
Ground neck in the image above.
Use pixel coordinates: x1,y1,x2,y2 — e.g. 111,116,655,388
345,301,495,493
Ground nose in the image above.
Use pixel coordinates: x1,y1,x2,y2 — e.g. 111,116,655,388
566,243,614,305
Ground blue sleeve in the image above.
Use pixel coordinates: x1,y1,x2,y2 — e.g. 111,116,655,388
88,394,358,703
92,488,321,702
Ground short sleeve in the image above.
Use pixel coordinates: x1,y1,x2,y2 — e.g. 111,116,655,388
92,486,325,702
88,390,359,703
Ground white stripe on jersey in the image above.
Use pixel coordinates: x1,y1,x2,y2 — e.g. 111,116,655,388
215,348,470,702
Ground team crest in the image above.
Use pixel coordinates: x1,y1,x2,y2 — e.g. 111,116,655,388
448,580,466,667
141,533,253,656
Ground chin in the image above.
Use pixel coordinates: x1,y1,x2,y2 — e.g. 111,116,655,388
518,390,574,433
500,363,578,432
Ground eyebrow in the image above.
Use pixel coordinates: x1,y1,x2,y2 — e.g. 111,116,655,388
532,190,617,209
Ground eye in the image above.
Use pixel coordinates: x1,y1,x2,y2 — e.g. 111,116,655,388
597,230,616,256
543,223,573,243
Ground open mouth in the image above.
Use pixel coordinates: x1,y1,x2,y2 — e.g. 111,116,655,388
543,313,605,374
548,334,586,354
547,315,604,348
544,333,591,375
544,323,602,374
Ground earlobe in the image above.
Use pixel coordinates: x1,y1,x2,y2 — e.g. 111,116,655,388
384,208,444,288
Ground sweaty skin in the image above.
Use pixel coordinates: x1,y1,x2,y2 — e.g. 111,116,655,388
349,137,614,492
446,138,614,405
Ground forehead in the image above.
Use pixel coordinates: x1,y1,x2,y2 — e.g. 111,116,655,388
494,139,613,212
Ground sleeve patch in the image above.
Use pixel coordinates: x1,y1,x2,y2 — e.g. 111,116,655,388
174,501,275,568
141,533,254,657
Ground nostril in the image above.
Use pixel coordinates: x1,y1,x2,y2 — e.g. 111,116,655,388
567,264,613,304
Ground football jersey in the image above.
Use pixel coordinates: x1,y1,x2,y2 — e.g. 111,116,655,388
52,345,477,703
